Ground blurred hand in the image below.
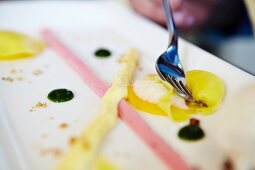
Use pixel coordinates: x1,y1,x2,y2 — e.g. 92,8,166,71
129,0,221,30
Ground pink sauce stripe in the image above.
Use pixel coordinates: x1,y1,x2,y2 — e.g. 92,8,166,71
41,29,192,170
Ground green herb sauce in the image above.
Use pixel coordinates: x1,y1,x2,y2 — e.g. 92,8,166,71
48,88,74,103
94,48,111,58
178,118,205,141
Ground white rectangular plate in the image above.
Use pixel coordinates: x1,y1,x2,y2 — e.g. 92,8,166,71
0,1,255,170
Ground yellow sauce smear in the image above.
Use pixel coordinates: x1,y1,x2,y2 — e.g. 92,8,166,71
55,49,138,170
0,31,45,60
127,70,225,122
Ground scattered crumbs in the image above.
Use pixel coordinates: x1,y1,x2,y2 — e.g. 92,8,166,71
41,133,48,139
10,69,23,74
16,76,24,81
39,148,63,158
69,136,77,145
10,69,17,74
30,102,47,112
49,116,55,120
2,75,24,82
36,102,47,108
51,148,63,158
138,67,143,71
59,123,68,129
32,69,42,76
2,77,14,82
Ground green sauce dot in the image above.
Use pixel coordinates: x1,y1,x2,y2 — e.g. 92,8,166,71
48,89,74,103
178,119,205,141
94,48,111,58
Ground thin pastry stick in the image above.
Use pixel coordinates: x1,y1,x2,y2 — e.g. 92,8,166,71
41,29,192,170
55,49,138,170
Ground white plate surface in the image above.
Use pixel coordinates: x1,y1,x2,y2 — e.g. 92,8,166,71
0,1,255,170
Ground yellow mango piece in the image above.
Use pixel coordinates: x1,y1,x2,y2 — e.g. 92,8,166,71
170,106,192,122
127,86,166,116
127,85,191,122
127,70,225,121
186,70,225,115
0,31,45,60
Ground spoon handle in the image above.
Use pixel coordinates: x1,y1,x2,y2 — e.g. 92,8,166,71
162,0,178,47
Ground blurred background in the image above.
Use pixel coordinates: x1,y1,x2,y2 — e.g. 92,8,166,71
1,0,254,75
128,0,255,75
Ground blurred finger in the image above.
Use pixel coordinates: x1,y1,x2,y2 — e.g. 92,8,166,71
154,0,182,10
169,0,183,11
129,0,166,24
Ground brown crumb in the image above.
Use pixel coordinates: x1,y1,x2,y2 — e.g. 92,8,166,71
190,118,200,126
36,102,47,108
59,123,68,129
39,148,63,158
52,148,62,158
10,69,17,74
69,136,77,145
39,149,50,156
32,69,42,76
41,133,48,139
29,102,47,112
49,116,55,120
16,76,24,81
138,67,143,71
2,77,14,82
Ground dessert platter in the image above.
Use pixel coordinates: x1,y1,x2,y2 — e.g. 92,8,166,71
0,1,255,170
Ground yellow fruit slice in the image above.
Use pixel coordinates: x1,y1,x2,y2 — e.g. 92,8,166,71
127,70,225,121
127,86,191,122
127,86,166,116
0,31,45,60
186,70,225,115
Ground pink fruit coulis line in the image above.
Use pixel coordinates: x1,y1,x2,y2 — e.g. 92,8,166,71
41,29,192,170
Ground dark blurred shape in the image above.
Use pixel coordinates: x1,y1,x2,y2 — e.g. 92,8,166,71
223,159,234,170
179,0,255,75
